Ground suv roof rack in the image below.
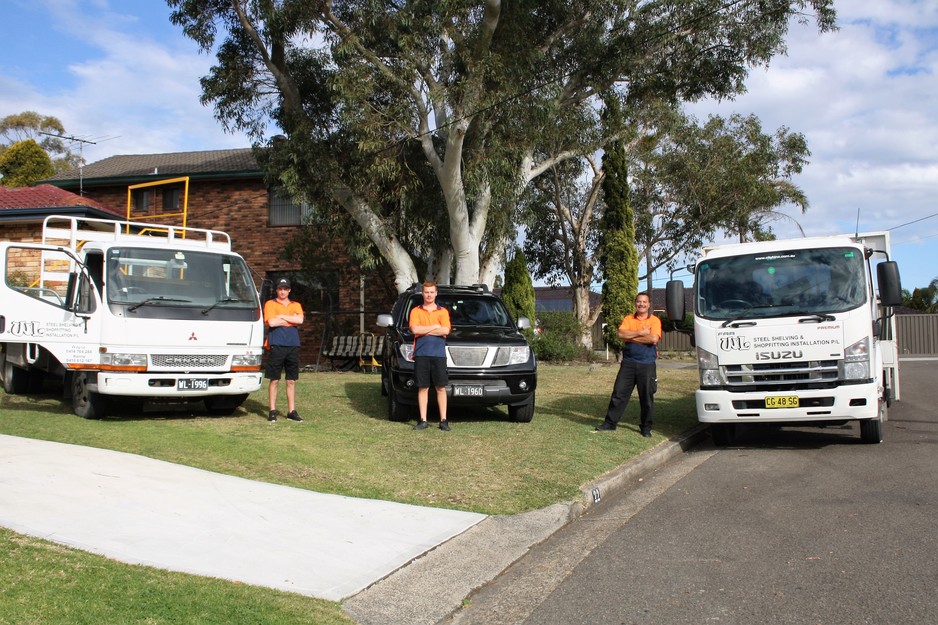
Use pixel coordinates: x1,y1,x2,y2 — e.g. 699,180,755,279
406,283,490,293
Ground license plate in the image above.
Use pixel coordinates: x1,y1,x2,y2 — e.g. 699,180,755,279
452,385,484,397
765,395,799,408
177,378,209,391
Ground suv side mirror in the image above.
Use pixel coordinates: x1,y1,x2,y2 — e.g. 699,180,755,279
517,316,531,330
377,313,394,328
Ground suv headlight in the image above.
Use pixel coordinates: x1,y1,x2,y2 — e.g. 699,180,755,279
698,347,723,387
843,337,870,380
493,346,530,366
398,343,415,362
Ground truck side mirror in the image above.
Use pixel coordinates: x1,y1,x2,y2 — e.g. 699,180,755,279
665,280,686,322
876,261,902,307
65,272,79,312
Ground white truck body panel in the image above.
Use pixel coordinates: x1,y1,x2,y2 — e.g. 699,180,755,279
689,233,897,429
1,216,264,415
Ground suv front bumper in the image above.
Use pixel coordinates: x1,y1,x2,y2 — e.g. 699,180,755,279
389,369,536,407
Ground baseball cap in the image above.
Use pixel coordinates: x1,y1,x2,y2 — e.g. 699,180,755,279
276,278,291,289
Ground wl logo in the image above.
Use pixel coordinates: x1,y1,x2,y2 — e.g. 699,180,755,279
719,336,750,351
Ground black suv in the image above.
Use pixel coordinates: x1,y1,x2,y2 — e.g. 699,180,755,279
377,284,537,422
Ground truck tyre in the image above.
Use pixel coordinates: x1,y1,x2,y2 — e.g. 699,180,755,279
711,423,736,447
3,361,29,395
203,394,249,416
860,402,885,444
387,385,411,422
508,394,535,423
72,372,108,419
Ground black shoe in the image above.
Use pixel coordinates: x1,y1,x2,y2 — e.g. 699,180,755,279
268,410,278,422
414,420,429,430
594,422,616,432
286,410,303,422
439,421,451,431
641,428,652,438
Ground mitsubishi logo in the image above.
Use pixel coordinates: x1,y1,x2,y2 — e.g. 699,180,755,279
188,332,198,341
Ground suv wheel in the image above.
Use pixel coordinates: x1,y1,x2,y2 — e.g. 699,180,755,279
387,384,412,421
508,394,535,423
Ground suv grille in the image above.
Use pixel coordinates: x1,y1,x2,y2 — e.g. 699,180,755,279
151,354,228,368
448,346,489,367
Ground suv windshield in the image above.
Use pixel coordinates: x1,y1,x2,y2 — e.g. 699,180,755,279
696,246,867,320
404,294,512,327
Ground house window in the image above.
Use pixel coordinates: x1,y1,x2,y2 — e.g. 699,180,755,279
264,270,339,313
132,189,152,214
269,188,314,226
163,187,182,212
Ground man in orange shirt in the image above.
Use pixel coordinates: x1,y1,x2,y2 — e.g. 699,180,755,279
595,292,661,437
409,281,452,430
264,278,304,422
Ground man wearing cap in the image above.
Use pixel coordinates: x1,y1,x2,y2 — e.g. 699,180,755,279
264,278,304,422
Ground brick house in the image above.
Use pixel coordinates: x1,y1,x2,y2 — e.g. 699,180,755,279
37,148,397,367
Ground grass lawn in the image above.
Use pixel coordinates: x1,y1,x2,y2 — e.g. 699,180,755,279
0,361,699,624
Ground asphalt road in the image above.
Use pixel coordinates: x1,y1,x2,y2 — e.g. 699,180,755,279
453,359,938,625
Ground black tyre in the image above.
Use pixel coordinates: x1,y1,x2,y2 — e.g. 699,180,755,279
387,385,411,421
508,394,535,423
204,394,249,416
860,401,885,444
3,361,29,395
711,423,736,447
72,372,108,419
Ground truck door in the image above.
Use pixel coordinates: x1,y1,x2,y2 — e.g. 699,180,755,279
0,242,103,369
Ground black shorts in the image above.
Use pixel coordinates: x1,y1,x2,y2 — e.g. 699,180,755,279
414,356,448,388
266,345,300,381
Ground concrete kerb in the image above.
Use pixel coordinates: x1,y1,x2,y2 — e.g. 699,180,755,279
342,424,711,625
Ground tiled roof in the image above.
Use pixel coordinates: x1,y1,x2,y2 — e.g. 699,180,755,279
0,184,115,214
42,148,259,183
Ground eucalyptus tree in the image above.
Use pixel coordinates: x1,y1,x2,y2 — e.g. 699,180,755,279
0,111,83,172
167,0,835,292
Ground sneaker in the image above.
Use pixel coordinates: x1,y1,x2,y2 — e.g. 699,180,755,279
593,422,616,432
286,410,303,422
414,420,429,430
439,421,451,431
267,410,278,422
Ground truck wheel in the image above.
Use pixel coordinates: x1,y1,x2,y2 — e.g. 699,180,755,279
711,423,735,447
387,385,411,422
3,361,29,395
508,395,535,423
860,401,885,444
72,372,108,419
203,394,249,416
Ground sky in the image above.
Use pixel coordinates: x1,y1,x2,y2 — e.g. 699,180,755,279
2,0,937,292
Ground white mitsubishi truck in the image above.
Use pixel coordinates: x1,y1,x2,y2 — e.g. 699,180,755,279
0,215,264,418
665,232,902,445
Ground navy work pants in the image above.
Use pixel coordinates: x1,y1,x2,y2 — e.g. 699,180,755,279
602,360,656,431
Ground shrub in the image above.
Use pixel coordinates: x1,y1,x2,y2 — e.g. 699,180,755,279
532,311,590,362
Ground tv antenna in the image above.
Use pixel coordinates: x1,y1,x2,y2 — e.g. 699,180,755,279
39,132,97,196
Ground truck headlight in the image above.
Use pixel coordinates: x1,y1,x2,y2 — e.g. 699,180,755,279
698,347,723,387
843,337,871,380
493,346,530,366
100,352,148,370
232,353,263,368
399,344,415,362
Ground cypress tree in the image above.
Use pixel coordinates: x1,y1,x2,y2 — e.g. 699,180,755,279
501,247,537,334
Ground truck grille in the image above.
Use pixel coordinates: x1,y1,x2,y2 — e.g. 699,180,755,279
447,346,489,368
151,354,228,368
725,359,840,391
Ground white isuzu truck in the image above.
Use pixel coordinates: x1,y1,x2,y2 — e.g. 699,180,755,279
665,232,902,445
0,215,264,418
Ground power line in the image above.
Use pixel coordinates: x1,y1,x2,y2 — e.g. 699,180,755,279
886,212,938,232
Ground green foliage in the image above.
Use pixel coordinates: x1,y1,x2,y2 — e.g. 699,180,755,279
0,111,83,172
902,278,938,313
532,311,590,362
166,0,835,287
0,139,54,187
599,136,638,350
501,247,537,330
659,311,694,333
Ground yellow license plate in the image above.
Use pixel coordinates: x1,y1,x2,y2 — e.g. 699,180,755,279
765,395,799,408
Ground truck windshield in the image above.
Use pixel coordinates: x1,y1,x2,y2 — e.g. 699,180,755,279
106,248,258,309
696,246,867,320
